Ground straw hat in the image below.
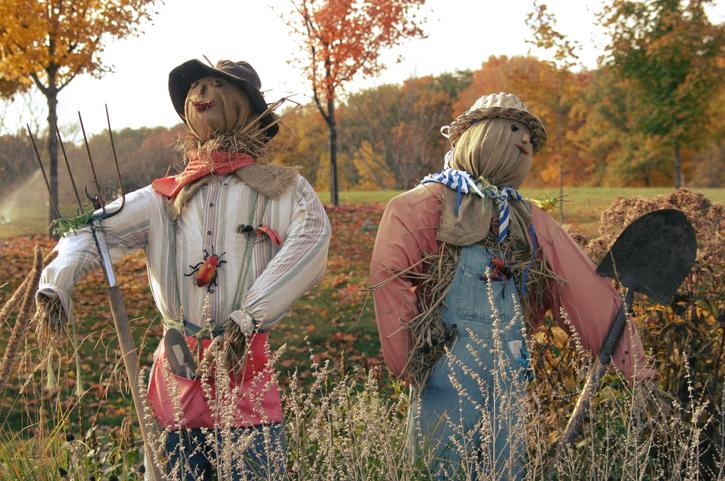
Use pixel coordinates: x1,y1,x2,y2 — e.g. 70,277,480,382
442,92,547,153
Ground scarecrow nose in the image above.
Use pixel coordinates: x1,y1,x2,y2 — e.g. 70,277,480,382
521,133,530,144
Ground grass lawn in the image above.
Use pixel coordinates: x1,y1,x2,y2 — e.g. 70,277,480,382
316,187,725,236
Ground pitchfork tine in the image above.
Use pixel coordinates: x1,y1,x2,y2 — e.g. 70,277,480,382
26,124,62,219
105,105,125,211
78,111,106,213
54,124,83,209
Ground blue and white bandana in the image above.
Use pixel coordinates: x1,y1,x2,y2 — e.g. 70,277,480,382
421,154,523,243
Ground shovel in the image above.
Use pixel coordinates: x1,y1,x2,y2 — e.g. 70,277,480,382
560,208,696,447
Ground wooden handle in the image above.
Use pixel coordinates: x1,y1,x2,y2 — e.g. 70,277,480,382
107,286,163,481
560,289,633,447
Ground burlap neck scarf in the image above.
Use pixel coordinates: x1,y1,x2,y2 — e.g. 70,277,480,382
153,150,297,219
438,118,534,248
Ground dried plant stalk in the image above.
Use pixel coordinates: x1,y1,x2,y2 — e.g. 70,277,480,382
0,251,53,329
0,245,43,393
0,274,29,329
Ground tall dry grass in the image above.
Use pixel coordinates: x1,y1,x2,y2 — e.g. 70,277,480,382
3,292,721,480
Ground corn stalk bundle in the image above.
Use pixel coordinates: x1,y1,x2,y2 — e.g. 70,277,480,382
0,246,47,393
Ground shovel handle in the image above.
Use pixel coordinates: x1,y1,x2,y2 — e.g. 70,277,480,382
560,289,633,447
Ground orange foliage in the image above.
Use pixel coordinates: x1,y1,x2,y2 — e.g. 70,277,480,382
288,0,426,204
455,55,591,187
0,0,157,94
289,0,426,107
270,106,328,186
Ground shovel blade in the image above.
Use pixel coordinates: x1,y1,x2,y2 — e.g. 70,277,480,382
596,209,696,305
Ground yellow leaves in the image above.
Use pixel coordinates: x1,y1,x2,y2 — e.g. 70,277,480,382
530,195,560,213
0,0,157,93
351,141,395,191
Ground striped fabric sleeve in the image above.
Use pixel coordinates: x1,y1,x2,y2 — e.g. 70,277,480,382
243,176,331,328
37,187,155,320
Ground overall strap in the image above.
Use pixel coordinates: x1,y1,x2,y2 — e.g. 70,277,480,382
231,192,269,310
161,214,184,332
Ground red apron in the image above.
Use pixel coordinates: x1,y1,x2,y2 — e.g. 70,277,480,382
148,331,283,429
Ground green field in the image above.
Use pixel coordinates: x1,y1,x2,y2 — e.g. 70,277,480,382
315,186,725,236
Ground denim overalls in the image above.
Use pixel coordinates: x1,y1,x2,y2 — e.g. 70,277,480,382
410,244,531,481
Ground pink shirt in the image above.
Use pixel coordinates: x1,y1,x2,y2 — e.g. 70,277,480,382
370,183,653,382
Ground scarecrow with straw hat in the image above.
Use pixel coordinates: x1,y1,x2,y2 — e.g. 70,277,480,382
36,59,330,479
370,93,654,479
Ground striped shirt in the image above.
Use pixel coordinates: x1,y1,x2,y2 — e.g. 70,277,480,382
39,174,331,331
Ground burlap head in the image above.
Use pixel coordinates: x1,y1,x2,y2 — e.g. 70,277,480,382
184,76,255,143
438,118,534,247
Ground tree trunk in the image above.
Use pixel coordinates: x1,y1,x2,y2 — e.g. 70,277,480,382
674,142,682,188
46,85,59,238
556,112,564,224
328,97,339,206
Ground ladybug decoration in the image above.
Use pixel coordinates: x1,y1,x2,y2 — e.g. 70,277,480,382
479,255,512,282
490,256,512,281
185,247,227,291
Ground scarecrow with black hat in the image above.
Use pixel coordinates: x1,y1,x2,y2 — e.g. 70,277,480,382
36,59,330,479
370,93,654,480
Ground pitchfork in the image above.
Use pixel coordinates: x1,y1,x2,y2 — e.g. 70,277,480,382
28,107,163,481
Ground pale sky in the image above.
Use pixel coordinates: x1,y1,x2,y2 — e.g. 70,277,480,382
2,0,723,137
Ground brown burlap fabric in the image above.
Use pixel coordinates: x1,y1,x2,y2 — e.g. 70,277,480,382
438,118,534,248
166,164,297,220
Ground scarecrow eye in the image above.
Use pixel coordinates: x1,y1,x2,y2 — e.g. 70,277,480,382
212,78,223,87
190,80,199,89
510,124,519,132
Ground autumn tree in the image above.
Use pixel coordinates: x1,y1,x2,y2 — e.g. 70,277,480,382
455,55,590,193
270,106,329,186
288,0,426,205
601,0,724,188
525,1,585,222
0,0,158,232
342,73,469,189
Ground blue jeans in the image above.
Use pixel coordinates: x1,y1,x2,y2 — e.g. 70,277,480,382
410,245,531,480
163,423,287,480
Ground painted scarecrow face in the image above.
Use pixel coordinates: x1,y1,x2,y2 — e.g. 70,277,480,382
452,117,534,189
184,76,254,142
507,119,533,180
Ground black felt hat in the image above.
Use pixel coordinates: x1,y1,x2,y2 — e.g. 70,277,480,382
168,59,279,139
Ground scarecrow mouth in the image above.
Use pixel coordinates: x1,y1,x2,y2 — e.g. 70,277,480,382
516,144,530,155
192,99,214,112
